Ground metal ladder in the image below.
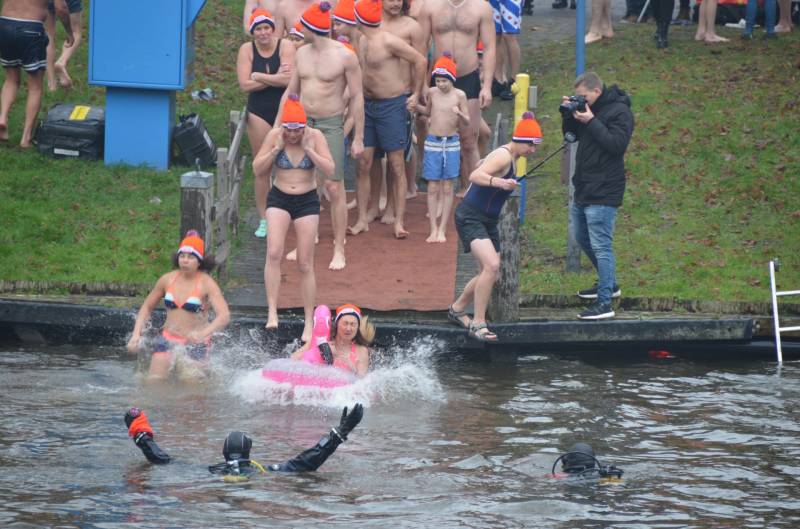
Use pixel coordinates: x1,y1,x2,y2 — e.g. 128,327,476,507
769,260,800,363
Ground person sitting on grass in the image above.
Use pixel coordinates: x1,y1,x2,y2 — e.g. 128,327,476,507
413,51,470,243
127,231,231,380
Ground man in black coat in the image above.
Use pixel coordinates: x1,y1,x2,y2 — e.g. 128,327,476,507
561,72,634,320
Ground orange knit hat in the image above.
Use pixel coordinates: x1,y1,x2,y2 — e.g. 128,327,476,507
282,94,307,128
289,22,305,39
301,1,332,34
337,35,356,54
512,112,543,144
333,0,357,25
355,0,382,27
248,8,275,33
335,303,362,324
432,51,457,82
178,230,205,261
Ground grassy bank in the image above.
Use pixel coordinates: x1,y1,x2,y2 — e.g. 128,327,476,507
0,3,798,304
518,24,800,303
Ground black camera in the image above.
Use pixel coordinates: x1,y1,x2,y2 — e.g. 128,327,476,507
559,95,587,116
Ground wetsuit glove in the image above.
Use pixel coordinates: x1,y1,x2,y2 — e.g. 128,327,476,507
125,407,171,465
331,403,364,442
318,342,334,365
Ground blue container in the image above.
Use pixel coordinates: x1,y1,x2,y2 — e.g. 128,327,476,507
88,0,207,169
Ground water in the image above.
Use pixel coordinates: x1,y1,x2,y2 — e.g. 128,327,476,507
1,339,800,528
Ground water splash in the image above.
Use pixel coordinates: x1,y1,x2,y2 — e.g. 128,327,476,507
226,334,447,408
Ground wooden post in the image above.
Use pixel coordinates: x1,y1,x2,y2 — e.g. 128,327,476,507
487,114,520,323
180,168,214,246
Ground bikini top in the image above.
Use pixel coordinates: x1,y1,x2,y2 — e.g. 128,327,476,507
333,343,359,374
164,274,205,313
275,149,314,170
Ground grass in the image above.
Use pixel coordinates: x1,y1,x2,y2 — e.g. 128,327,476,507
0,3,798,305
517,24,800,303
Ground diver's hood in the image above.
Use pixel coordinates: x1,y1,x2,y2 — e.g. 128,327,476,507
223,431,252,462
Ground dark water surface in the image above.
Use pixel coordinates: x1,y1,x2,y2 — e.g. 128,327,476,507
1,340,799,528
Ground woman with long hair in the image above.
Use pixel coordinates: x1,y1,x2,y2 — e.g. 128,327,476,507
127,230,230,379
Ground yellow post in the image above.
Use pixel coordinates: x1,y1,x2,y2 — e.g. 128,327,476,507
510,73,530,177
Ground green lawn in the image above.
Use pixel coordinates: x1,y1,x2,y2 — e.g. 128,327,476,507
518,25,800,303
0,2,797,304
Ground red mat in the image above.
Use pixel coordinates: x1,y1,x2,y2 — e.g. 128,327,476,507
276,193,457,312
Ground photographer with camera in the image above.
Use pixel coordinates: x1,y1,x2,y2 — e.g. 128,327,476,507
560,72,634,320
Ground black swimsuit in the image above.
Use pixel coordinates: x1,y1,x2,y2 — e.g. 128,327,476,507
247,40,285,126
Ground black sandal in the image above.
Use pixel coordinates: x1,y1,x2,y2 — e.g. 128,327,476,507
448,304,471,329
468,322,498,342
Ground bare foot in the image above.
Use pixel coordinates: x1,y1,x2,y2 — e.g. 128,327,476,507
347,198,357,210
0,120,8,141
704,34,729,43
455,190,466,199
436,231,447,243
602,31,614,39
348,220,369,235
406,189,418,199
585,32,603,43
380,211,395,224
265,318,279,331
286,248,297,261
20,138,33,149
366,206,381,223
426,232,438,243
694,31,706,41
55,63,73,89
329,246,346,270
775,23,793,33
394,223,409,239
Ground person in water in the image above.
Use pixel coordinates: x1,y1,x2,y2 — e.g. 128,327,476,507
124,404,364,477
127,231,230,379
547,442,623,480
291,303,374,376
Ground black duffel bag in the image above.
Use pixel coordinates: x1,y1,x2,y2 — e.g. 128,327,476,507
35,103,104,160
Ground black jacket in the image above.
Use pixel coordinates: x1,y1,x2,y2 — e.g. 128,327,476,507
562,84,634,207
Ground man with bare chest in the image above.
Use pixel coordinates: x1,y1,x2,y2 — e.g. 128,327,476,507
1,0,71,147
376,0,425,213
418,0,495,195
277,2,365,270
273,0,314,36
348,0,426,240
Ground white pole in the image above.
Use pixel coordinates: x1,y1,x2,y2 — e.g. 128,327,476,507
769,260,783,364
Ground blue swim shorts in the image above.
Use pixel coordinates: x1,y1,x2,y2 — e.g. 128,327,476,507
423,134,460,181
490,0,522,35
364,93,410,153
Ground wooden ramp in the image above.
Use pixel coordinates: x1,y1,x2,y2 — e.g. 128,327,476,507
224,193,464,313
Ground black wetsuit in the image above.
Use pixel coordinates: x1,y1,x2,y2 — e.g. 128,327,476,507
246,40,284,126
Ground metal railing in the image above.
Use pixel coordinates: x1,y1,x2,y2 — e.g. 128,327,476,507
769,259,800,363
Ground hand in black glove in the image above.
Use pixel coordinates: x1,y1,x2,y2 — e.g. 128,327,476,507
318,342,334,365
124,407,171,465
331,403,363,441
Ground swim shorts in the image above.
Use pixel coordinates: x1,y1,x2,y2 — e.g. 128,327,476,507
153,330,211,362
423,134,460,181
307,114,345,182
490,0,522,34
364,93,410,152
0,17,48,72
375,106,414,162
454,69,481,100
267,186,321,220
455,201,501,253
48,0,83,14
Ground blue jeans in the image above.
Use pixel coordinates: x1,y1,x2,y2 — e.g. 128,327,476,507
744,0,776,35
570,202,618,305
